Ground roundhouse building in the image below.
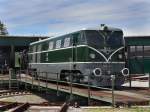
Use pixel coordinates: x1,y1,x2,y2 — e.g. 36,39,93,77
125,36,150,74
0,35,48,72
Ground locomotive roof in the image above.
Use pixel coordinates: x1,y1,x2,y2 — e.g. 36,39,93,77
30,26,122,45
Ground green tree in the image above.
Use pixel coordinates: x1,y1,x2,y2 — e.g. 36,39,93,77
0,21,8,35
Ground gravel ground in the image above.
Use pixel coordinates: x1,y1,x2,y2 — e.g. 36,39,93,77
27,106,150,112
84,108,150,112
123,81,149,87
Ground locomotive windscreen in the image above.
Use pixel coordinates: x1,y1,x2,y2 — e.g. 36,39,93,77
85,30,104,49
85,30,123,49
105,31,123,48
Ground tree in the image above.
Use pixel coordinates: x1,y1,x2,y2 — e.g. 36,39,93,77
0,21,8,35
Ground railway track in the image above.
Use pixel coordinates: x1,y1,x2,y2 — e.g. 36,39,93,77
0,102,30,112
0,90,32,98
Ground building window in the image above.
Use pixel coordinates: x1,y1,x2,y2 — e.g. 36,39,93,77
56,40,61,49
64,37,70,47
49,41,54,50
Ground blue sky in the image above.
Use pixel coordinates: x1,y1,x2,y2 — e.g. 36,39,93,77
0,0,150,36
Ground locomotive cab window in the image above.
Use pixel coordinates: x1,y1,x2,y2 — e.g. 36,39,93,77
72,33,81,46
106,31,123,48
42,42,49,51
85,30,104,49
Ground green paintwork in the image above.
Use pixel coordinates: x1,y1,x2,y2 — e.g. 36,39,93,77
125,36,150,74
125,37,150,46
129,58,150,74
29,46,89,63
29,29,124,64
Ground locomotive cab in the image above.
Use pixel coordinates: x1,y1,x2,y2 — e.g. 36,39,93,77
83,25,126,87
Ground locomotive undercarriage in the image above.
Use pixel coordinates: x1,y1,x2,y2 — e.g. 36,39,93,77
60,70,84,83
29,62,126,87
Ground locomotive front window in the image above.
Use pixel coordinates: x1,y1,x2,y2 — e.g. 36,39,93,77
105,31,123,48
85,30,104,49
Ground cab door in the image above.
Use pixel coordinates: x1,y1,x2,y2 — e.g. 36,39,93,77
72,33,80,63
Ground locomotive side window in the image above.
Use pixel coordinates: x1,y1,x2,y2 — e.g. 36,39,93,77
42,42,49,51
49,41,54,50
79,32,86,44
64,37,70,47
72,33,80,45
56,40,61,49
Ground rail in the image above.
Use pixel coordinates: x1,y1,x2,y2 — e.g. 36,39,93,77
0,102,18,111
59,102,70,112
12,103,30,112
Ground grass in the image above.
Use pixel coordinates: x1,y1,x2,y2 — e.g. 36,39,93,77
85,107,150,112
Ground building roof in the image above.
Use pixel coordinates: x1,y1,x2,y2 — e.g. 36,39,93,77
0,35,48,46
125,36,150,46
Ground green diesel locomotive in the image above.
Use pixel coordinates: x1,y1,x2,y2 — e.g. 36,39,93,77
28,25,128,87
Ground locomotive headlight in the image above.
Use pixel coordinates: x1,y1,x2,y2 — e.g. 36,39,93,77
118,54,123,59
90,53,95,59
93,68,102,77
121,68,129,76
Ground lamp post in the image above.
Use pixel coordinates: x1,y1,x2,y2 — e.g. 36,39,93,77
111,75,115,107
69,58,73,101
149,73,150,88
88,71,90,106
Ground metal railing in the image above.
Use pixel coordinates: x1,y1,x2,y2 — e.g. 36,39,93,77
15,69,114,106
